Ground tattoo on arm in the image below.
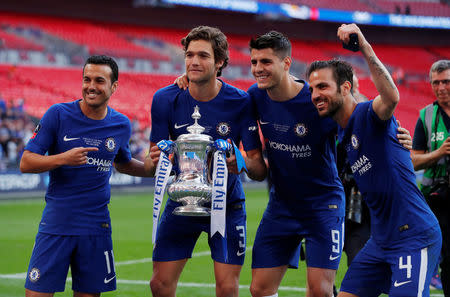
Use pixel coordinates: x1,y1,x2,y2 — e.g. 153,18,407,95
368,56,396,89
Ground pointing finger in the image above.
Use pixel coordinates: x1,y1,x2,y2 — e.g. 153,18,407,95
81,147,99,152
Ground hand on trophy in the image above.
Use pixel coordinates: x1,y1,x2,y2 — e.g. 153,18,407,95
151,140,175,167
221,139,240,175
150,143,162,160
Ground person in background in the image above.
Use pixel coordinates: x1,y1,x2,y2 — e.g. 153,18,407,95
412,59,450,295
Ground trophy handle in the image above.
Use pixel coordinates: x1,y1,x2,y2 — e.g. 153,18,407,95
206,144,214,184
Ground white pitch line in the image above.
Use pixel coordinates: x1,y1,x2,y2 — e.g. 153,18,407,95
0,274,306,292
0,272,26,279
116,246,252,266
0,274,445,295
116,280,306,292
0,246,252,278
2,245,443,296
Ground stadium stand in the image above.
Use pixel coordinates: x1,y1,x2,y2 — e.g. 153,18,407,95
260,0,377,12
0,7,448,168
111,24,251,65
0,29,44,51
375,0,450,16
258,0,450,16
0,13,170,61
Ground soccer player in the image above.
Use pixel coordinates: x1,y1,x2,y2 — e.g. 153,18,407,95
174,30,413,297
145,26,267,297
20,55,151,297
247,31,344,297
307,23,441,297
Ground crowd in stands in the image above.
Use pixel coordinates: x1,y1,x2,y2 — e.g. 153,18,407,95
0,93,35,170
0,10,448,171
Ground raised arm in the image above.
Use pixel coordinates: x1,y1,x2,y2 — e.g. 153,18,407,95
338,24,400,120
20,147,98,173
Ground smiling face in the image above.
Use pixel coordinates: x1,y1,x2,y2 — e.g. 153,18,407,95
185,39,223,84
308,67,345,118
82,64,117,109
250,48,289,91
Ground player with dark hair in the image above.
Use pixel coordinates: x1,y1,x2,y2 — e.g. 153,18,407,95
181,25,229,77
308,23,441,297
248,30,344,297
146,26,267,297
174,29,412,297
21,55,150,297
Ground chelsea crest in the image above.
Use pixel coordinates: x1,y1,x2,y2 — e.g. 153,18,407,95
216,122,231,136
105,137,116,152
294,123,307,137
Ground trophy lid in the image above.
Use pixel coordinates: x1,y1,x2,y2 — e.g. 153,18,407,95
176,105,213,143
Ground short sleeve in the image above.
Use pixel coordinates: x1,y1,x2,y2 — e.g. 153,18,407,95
239,95,261,152
149,90,171,143
412,117,427,151
367,100,390,127
114,118,132,163
24,104,60,155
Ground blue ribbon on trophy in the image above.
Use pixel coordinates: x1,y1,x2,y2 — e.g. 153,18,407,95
213,138,247,173
152,140,174,244
231,140,247,173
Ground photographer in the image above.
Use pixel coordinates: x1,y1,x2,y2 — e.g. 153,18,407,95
412,59,450,296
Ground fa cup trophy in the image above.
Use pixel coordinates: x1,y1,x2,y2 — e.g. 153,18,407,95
152,105,233,243
166,106,214,216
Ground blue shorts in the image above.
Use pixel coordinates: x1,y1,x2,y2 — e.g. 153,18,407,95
25,232,116,293
340,226,442,297
153,200,246,265
252,210,344,269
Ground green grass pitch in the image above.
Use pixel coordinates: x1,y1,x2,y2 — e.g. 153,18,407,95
0,186,442,296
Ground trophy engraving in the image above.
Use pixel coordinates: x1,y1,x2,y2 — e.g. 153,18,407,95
167,106,214,216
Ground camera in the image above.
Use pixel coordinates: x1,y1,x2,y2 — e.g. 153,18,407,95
347,186,363,224
428,158,449,206
429,179,449,199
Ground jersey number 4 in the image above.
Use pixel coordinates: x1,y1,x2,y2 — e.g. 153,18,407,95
399,255,412,279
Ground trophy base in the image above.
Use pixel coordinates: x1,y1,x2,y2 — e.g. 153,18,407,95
172,205,211,216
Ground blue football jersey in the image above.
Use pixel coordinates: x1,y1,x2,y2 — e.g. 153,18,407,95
338,101,439,248
25,100,132,235
150,81,261,205
248,81,345,218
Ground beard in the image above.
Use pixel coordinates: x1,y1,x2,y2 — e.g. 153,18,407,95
317,92,344,118
326,97,343,118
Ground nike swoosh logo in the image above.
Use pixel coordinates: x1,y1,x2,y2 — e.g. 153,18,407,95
329,254,340,261
259,121,270,125
174,123,189,129
393,280,411,287
104,275,116,284
237,250,245,257
63,135,79,141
